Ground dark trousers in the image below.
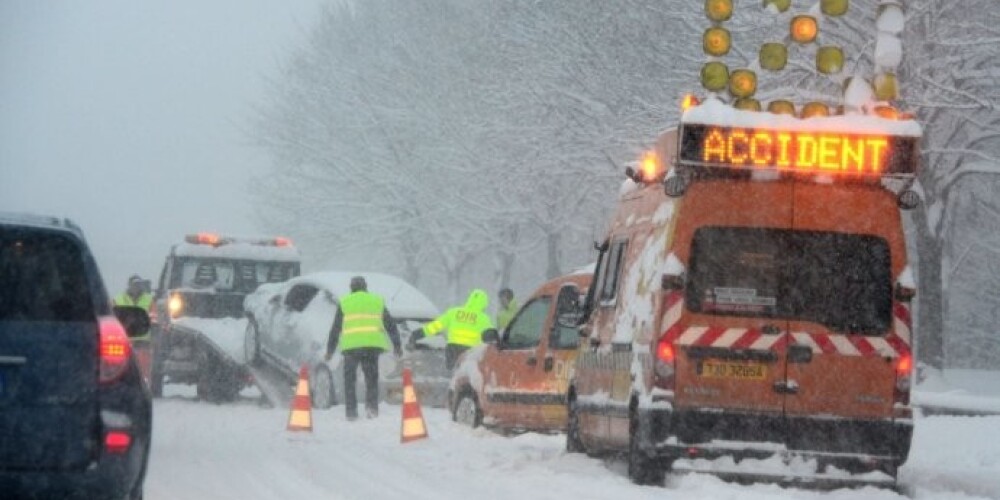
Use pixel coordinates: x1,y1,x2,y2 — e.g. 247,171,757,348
343,348,381,417
445,344,470,371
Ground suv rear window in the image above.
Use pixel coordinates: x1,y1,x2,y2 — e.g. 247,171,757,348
686,226,892,334
0,228,94,321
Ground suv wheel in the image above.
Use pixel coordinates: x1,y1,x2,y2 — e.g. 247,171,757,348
311,365,336,409
628,410,663,486
244,321,260,366
452,390,482,428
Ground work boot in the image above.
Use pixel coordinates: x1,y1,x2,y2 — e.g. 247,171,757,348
366,407,378,419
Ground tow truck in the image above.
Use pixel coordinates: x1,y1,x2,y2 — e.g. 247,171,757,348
150,233,300,402
560,0,919,488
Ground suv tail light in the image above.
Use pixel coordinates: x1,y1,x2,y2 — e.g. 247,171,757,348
654,335,676,388
104,431,132,454
99,316,131,383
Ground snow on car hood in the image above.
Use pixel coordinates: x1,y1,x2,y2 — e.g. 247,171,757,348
283,271,439,319
172,317,249,364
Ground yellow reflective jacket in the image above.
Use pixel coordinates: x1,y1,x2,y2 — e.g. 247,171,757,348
113,292,152,311
496,299,519,330
422,289,494,347
338,291,390,352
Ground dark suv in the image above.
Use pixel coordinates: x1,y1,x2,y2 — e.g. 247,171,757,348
0,213,151,500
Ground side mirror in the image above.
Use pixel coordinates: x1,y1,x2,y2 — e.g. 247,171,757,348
113,306,151,339
894,283,916,303
482,328,499,344
555,284,583,328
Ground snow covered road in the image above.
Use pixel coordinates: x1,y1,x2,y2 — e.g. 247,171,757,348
146,395,1000,500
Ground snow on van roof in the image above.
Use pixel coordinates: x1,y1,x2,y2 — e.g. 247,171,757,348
288,271,439,319
172,241,300,262
682,98,922,137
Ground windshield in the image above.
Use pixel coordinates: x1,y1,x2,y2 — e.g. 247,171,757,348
170,258,298,294
686,226,892,334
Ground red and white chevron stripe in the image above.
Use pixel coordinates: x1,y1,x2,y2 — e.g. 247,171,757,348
658,292,912,357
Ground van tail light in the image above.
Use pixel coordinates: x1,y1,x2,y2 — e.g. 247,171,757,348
99,316,132,384
104,431,132,454
893,353,912,406
654,335,676,388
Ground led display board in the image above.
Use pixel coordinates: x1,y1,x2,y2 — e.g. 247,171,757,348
678,124,918,176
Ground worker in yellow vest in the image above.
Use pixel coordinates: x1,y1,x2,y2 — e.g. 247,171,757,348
410,288,494,370
496,288,518,331
113,275,153,335
324,276,402,420
114,275,154,388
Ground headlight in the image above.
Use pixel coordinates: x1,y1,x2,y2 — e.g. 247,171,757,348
168,294,184,318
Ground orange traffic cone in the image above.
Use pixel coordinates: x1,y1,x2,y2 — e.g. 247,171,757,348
400,367,428,443
287,365,312,432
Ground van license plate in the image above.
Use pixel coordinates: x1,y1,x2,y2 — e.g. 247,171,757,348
699,360,767,380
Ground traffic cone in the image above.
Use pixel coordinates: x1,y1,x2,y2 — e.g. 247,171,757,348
287,365,312,432
400,367,428,443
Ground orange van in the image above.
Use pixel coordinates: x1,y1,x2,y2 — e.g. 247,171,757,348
449,272,592,432
562,100,921,486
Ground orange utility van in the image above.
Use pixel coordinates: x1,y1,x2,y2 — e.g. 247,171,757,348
449,272,592,432
561,98,921,486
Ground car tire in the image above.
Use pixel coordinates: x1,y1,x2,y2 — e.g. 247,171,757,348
244,320,261,367
566,394,586,454
628,409,663,486
452,390,482,428
311,365,336,409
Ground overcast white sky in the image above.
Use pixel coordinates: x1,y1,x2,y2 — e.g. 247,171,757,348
0,0,326,293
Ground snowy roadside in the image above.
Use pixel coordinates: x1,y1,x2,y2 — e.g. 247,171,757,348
146,396,1000,500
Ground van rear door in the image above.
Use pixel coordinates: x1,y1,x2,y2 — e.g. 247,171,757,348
0,227,100,470
669,180,794,415
785,184,900,419
674,227,789,413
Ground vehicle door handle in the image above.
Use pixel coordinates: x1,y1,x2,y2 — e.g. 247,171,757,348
788,344,813,364
526,356,537,367
773,381,799,395
0,356,26,366
543,356,554,372
761,324,782,335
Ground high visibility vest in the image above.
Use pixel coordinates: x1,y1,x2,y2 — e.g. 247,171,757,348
424,307,492,348
114,293,152,311
497,299,518,330
338,291,390,352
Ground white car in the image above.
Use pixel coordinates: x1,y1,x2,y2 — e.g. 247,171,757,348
243,271,446,408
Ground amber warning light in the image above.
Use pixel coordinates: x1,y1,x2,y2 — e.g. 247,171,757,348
678,124,918,176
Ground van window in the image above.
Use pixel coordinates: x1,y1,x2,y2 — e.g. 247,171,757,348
686,226,892,334
504,297,551,349
599,238,628,304
550,291,586,350
0,228,94,322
